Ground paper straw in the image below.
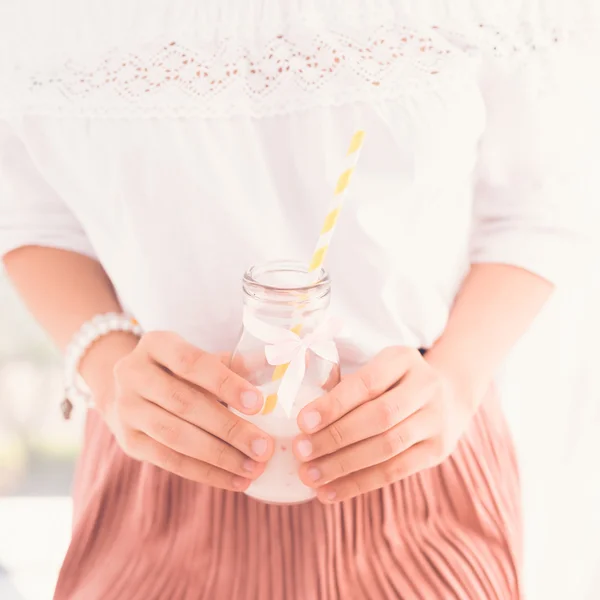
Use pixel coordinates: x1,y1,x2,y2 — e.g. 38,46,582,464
262,129,366,414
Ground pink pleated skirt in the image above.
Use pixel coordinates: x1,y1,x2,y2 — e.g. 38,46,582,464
54,389,521,600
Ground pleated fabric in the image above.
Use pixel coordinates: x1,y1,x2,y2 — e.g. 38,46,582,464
54,389,521,600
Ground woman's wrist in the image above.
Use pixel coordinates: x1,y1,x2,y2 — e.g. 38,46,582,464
78,331,140,407
423,340,492,415
422,264,553,415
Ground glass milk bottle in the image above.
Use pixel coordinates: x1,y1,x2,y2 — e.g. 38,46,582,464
230,260,340,504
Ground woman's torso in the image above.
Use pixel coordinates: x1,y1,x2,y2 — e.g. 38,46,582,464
4,0,499,359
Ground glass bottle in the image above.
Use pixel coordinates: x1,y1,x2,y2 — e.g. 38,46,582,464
230,260,340,504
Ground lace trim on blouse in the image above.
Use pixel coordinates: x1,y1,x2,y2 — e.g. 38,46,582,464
0,10,584,118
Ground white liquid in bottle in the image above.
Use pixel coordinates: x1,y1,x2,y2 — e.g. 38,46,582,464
235,381,324,504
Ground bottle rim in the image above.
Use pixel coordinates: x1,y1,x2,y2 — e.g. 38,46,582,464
242,260,331,302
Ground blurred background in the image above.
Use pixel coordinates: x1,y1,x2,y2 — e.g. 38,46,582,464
0,275,85,600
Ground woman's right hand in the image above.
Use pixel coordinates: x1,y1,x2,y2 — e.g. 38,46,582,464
87,330,274,492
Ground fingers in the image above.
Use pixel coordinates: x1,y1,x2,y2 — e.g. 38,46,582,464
297,407,435,487
293,368,435,460
121,364,274,462
131,399,266,480
123,431,252,492
297,347,419,434
315,441,436,503
139,331,264,413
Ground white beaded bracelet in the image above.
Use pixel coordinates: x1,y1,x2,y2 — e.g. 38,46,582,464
62,312,143,419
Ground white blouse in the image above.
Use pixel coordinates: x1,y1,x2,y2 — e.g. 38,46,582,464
0,0,597,364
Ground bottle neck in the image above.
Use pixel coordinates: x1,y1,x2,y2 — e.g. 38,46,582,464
242,261,331,329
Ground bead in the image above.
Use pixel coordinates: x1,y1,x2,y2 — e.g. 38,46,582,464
63,312,143,417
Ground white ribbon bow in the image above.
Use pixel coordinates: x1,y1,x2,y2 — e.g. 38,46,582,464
242,309,342,416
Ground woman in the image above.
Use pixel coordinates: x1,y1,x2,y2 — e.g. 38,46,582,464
0,1,593,599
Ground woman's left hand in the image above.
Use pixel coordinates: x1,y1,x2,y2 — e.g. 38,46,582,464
293,347,476,503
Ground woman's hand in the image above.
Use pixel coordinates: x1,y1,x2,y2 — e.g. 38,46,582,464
292,347,476,503
90,330,274,492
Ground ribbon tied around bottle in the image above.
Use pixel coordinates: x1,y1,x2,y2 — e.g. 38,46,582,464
242,309,343,416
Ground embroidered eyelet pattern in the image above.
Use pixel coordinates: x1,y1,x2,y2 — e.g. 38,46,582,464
439,22,563,56
27,26,464,117
20,23,563,118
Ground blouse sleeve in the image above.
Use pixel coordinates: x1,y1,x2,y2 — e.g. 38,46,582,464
469,28,597,285
0,120,96,260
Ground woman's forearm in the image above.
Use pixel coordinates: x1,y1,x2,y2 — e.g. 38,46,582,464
425,263,554,409
3,246,138,396
4,246,120,348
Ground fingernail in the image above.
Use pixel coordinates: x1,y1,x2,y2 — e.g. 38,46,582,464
302,410,321,431
307,466,321,482
241,391,262,410
296,439,313,459
242,459,256,473
232,476,248,490
251,438,268,457
326,490,337,502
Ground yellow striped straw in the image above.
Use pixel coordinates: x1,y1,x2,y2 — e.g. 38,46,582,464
262,129,366,414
